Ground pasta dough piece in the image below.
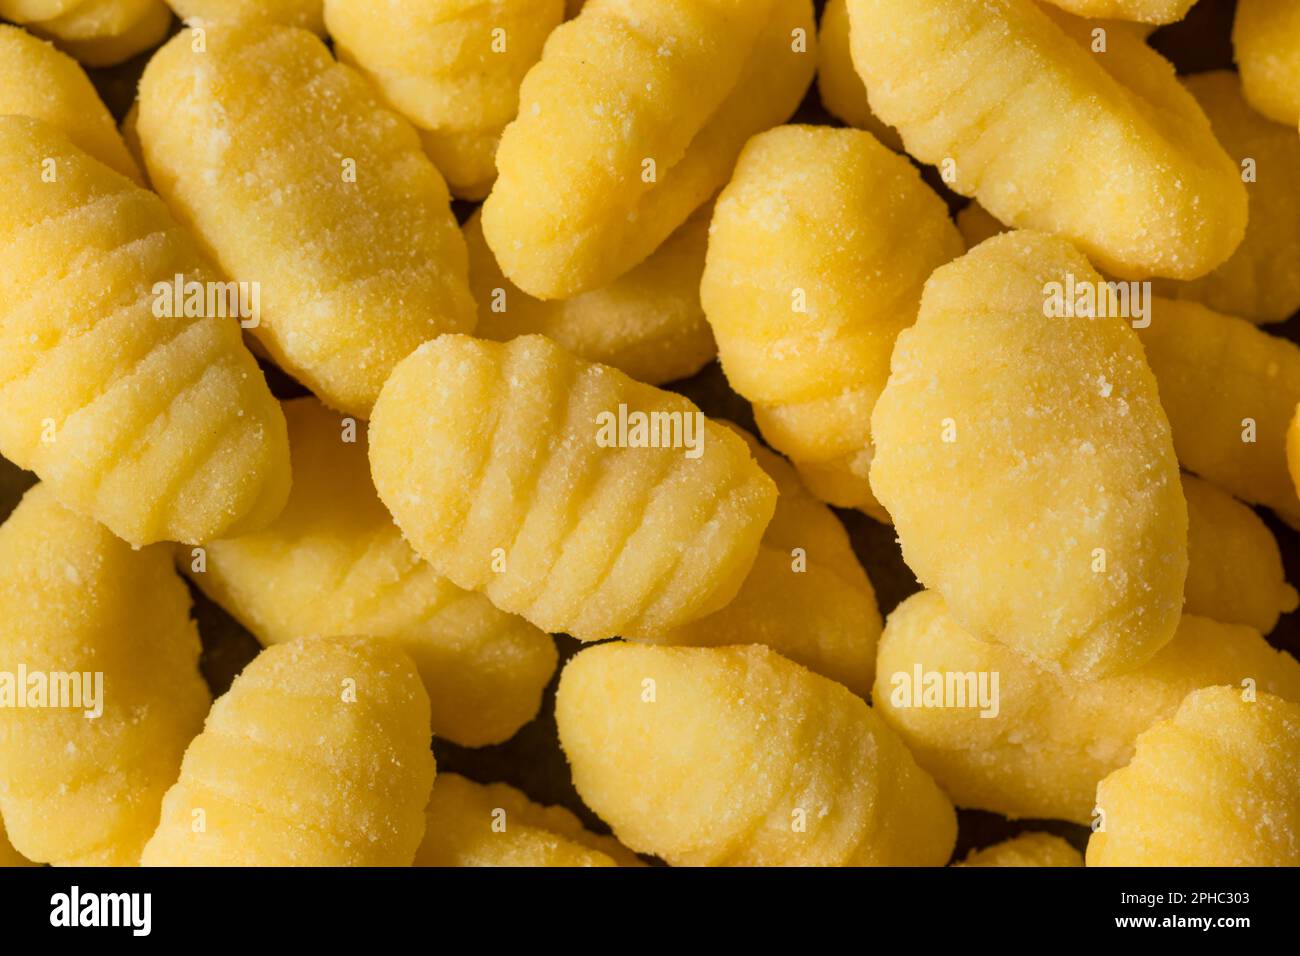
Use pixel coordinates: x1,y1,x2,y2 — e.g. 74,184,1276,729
816,0,901,151
1036,0,1192,24
0,116,291,547
138,23,476,418
326,0,564,201
1139,298,1300,526
636,425,881,697
848,0,1246,280
556,642,956,866
956,202,1007,249
141,638,436,866
701,124,963,520
870,232,1186,679
466,206,716,386
416,773,641,867
1088,686,1300,866
186,397,557,748
0,484,210,866
482,0,817,299
29,0,172,67
369,334,777,641
0,24,142,183
1153,72,1300,324
1182,474,1296,635
875,591,1300,824
165,0,324,32
956,833,1083,868
1233,0,1300,127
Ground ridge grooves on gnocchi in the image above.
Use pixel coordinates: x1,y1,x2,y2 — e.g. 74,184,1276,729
481,0,816,299
369,334,777,641
141,639,436,867
0,115,290,547
847,0,1246,280
137,22,476,419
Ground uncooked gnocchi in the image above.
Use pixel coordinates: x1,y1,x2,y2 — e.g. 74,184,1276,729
12,0,172,67
848,0,1246,279
0,484,209,865
0,115,291,547
1233,0,1300,127
482,0,816,299
183,397,558,749
556,642,957,866
875,591,1300,824
870,232,1187,679
138,22,475,418
701,124,963,519
956,833,1083,868
163,0,324,33
141,638,436,866
369,334,777,642
1088,686,1300,866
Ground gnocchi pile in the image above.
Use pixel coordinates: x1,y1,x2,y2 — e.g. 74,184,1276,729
0,0,1298,869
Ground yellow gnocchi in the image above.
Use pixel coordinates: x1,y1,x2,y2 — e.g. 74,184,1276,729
816,0,902,151
870,232,1187,679
1233,0,1300,127
369,334,777,642
23,0,173,67
556,642,957,866
1182,474,1297,635
184,397,558,749
955,833,1083,868
0,23,142,183
415,773,640,867
466,206,716,386
1154,72,1300,324
0,115,291,547
1088,686,1300,866
326,0,564,201
636,425,881,698
701,124,963,520
0,484,210,866
1139,298,1300,526
138,23,476,418
164,0,324,33
1036,0,1193,24
482,0,816,299
848,0,1246,280
141,638,436,866
875,591,1300,824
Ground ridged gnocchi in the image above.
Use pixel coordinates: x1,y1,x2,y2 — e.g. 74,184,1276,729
1088,686,1300,866
466,206,716,386
0,23,142,182
0,115,291,547
184,397,558,748
138,23,475,418
164,0,324,33
415,773,640,867
141,638,436,866
556,642,957,866
0,484,210,865
847,0,1246,279
369,334,777,642
875,591,1300,823
482,0,816,299
23,0,172,67
326,0,564,201
816,0,901,151
701,124,963,519
870,232,1187,679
